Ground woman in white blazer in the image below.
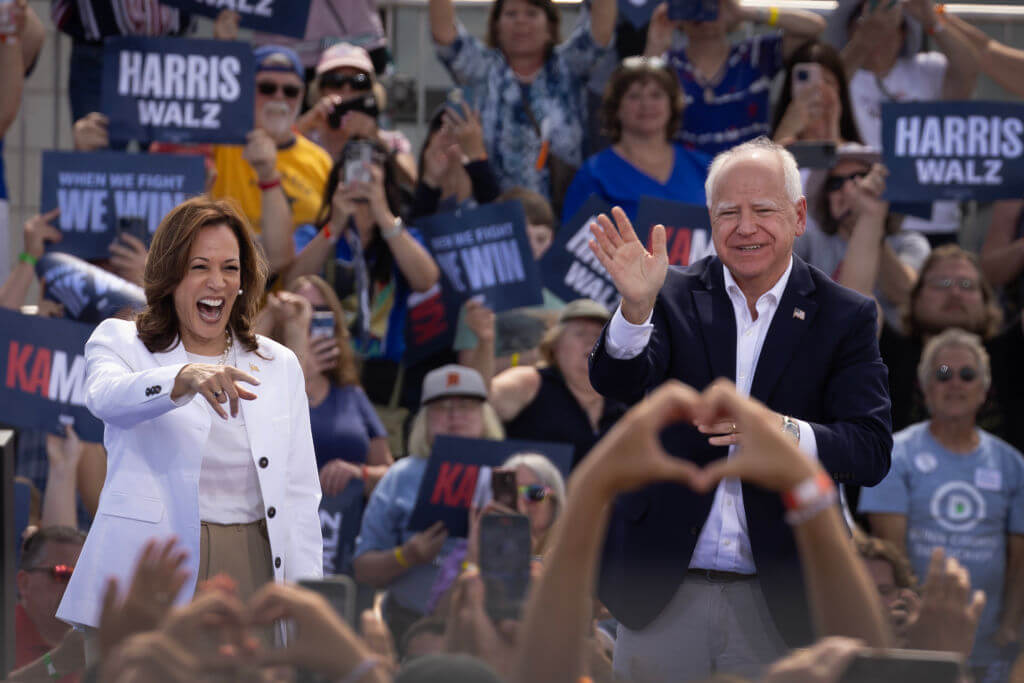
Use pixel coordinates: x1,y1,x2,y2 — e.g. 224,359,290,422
57,197,323,634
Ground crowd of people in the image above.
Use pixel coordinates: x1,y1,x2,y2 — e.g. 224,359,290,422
4,0,1024,681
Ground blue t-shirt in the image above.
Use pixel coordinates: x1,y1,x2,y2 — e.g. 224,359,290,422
859,422,1024,666
309,384,385,470
667,33,784,158
354,455,462,614
560,143,710,225
294,224,427,362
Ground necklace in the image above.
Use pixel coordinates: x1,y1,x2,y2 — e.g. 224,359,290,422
218,329,232,366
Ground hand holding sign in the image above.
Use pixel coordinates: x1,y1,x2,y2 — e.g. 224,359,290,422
45,424,83,478
464,299,496,345
173,364,260,420
108,233,148,287
73,113,110,152
24,208,62,259
243,129,278,183
645,4,675,58
848,163,890,221
588,207,667,323
213,10,240,41
404,521,450,567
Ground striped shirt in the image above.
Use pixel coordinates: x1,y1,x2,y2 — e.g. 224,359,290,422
51,0,192,43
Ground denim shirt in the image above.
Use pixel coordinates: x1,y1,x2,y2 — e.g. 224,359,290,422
354,455,461,613
436,19,611,200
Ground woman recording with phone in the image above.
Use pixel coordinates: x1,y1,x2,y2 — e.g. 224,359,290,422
57,197,323,659
295,42,417,185
288,139,440,430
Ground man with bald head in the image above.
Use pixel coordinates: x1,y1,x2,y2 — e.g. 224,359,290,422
588,137,893,680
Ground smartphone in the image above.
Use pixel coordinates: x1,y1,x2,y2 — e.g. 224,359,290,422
786,141,837,169
343,139,375,186
116,216,149,246
792,62,824,99
840,649,963,683
298,576,357,626
310,310,336,341
491,468,518,509
479,513,532,622
328,93,380,130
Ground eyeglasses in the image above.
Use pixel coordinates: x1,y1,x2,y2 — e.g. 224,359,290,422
824,171,868,193
25,564,75,582
935,364,979,383
621,56,667,70
320,72,372,92
256,81,302,99
518,484,551,502
924,277,979,292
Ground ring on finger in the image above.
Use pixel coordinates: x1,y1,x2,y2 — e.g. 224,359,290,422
213,389,224,399
731,422,737,434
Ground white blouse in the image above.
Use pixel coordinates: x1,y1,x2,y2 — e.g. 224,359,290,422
185,348,265,524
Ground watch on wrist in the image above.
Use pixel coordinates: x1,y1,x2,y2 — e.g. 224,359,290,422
781,415,800,442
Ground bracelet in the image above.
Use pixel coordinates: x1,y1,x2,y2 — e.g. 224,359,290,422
767,6,780,26
782,471,838,526
322,223,341,244
43,652,59,680
380,216,404,240
935,3,946,15
18,251,38,266
361,464,368,480
394,546,410,569
461,560,479,573
334,657,381,683
927,18,945,36
258,176,282,191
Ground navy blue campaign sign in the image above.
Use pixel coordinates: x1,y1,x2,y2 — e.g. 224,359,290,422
406,436,573,538
102,37,254,144
160,0,312,39
403,284,461,368
37,253,147,325
881,101,1024,202
540,194,643,311
41,151,205,260
635,197,715,266
319,479,365,576
0,309,104,442
419,201,544,314
619,0,660,28
668,0,718,22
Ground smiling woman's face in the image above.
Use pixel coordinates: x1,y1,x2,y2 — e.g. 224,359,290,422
173,223,241,354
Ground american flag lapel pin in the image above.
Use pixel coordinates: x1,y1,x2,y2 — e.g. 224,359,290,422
793,308,805,321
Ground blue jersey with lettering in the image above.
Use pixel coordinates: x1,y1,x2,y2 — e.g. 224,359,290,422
859,422,1024,666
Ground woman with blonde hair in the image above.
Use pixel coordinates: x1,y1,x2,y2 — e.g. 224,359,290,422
490,299,627,468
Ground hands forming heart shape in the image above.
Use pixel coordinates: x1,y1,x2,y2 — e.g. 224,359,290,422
97,538,384,682
572,378,821,502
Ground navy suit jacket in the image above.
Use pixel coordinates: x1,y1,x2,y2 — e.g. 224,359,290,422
588,255,892,644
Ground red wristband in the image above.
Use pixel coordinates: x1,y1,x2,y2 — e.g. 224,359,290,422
322,224,332,241
361,464,369,480
258,177,281,191
782,470,835,511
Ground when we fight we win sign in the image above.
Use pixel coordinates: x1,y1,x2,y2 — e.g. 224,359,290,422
882,101,1024,202
102,37,254,145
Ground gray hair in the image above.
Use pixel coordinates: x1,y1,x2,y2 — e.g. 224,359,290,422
406,402,505,458
917,328,992,393
705,136,803,209
502,452,566,520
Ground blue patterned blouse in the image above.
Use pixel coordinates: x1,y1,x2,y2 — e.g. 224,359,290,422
435,18,612,200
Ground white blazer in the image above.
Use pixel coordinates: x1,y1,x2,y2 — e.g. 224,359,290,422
57,318,323,628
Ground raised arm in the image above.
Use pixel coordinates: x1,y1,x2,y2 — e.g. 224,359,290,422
0,209,61,310
730,0,825,56
945,12,1024,97
589,0,617,47
429,0,458,46
903,0,979,99
244,130,294,275
981,200,1024,287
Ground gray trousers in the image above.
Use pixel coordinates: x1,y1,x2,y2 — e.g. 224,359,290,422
613,574,787,682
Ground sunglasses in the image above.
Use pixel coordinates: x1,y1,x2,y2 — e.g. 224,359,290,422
26,564,75,582
320,72,372,92
824,171,868,193
256,81,302,99
925,277,978,292
935,364,978,383
518,484,551,502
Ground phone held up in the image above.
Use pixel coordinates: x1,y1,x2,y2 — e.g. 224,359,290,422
479,513,532,623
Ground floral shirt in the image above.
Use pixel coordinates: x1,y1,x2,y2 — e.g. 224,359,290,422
435,19,611,200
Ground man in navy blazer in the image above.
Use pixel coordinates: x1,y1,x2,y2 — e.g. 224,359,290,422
587,138,892,681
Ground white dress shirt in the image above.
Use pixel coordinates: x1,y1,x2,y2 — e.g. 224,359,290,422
605,257,818,574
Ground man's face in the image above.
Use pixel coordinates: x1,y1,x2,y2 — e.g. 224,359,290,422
912,257,987,336
709,151,806,296
826,159,871,233
254,71,304,139
18,542,81,639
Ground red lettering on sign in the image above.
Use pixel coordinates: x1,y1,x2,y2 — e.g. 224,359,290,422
451,465,478,508
28,347,52,397
410,293,448,345
5,341,33,390
666,226,692,266
428,461,479,508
